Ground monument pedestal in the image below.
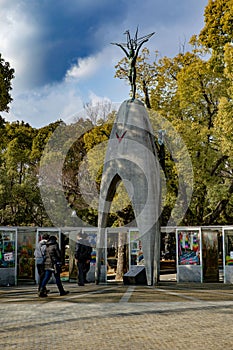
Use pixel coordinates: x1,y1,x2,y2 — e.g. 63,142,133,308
123,265,147,285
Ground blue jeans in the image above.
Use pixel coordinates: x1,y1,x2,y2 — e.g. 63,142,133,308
36,263,45,291
41,268,64,294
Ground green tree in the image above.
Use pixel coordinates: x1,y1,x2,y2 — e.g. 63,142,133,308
191,0,233,72
0,121,36,225
198,0,233,53
113,6,233,225
0,120,65,226
62,118,94,218
0,53,14,113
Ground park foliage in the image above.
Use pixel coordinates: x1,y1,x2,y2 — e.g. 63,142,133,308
0,0,233,227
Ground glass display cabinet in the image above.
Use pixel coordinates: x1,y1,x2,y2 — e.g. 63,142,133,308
202,228,221,282
0,228,17,286
17,227,36,283
223,227,233,283
129,229,144,268
82,229,98,282
67,228,101,283
106,228,128,282
176,227,202,282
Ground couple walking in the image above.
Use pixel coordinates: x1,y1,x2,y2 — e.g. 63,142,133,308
35,234,69,297
35,231,92,297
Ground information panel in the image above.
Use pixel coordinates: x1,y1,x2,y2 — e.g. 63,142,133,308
223,228,233,283
0,229,17,286
178,230,200,265
129,230,144,267
0,230,16,268
224,230,233,265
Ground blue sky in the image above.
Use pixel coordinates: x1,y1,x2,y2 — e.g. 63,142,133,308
1,0,208,128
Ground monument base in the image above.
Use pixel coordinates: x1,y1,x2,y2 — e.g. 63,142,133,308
123,265,147,285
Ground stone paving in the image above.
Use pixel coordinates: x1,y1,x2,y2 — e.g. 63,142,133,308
1,280,233,349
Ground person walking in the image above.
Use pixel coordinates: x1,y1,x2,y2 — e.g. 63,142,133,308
75,232,92,286
34,233,49,293
39,235,69,297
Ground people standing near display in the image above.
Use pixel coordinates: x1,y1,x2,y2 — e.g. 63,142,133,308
34,233,49,293
75,232,92,286
38,235,69,297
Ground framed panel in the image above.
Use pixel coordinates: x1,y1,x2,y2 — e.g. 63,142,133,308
17,228,36,282
68,228,98,282
176,227,202,283
202,229,220,282
0,228,17,286
223,227,233,283
129,229,144,268
177,229,201,265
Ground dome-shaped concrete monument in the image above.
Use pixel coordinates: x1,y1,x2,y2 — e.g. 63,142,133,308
95,29,161,285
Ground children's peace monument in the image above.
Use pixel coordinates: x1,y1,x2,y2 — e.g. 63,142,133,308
95,29,161,285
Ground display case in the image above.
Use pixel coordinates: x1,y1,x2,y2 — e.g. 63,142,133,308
67,228,101,283
82,229,98,282
106,228,128,281
202,228,220,282
129,229,144,267
17,228,36,283
0,228,17,286
223,227,233,283
160,227,176,274
176,228,202,282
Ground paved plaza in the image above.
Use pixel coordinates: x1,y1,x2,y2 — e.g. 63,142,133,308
1,279,233,350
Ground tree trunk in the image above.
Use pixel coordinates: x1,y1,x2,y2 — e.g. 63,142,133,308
115,232,125,281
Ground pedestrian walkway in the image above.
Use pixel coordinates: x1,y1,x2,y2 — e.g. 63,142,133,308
1,280,233,349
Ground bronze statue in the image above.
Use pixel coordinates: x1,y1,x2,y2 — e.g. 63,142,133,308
111,28,155,99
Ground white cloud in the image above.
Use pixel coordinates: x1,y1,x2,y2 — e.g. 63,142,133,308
0,0,208,128
65,46,118,82
0,1,41,91
2,42,128,128
88,92,110,105
3,80,84,128
66,56,98,80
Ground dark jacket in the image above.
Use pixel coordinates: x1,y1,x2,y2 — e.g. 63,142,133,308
44,236,62,270
75,238,92,262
